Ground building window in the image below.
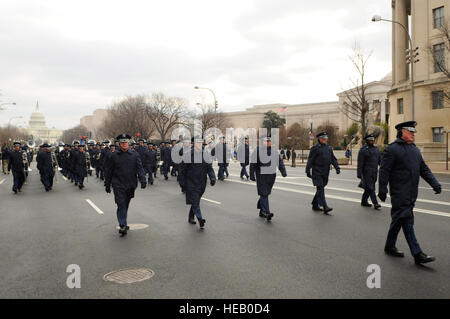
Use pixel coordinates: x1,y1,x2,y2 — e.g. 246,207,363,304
432,127,444,143
397,98,404,114
432,91,444,109
433,6,445,29
433,43,446,73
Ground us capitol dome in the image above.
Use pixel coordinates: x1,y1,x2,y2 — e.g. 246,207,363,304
26,101,63,144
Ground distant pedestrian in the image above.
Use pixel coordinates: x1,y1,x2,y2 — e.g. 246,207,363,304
286,148,291,161
345,146,351,159
291,148,296,167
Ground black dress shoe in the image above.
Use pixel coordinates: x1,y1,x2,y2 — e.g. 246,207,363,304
323,207,333,215
188,218,196,224
361,202,372,207
312,205,322,211
266,212,274,221
384,246,404,257
119,226,127,236
199,219,206,229
78,184,83,189
414,252,436,265
259,211,268,218
374,204,381,210
45,187,49,192
13,187,17,194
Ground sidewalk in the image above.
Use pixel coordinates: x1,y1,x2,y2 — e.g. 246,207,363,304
283,159,450,176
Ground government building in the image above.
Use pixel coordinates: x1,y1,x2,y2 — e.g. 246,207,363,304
26,102,63,144
389,0,450,160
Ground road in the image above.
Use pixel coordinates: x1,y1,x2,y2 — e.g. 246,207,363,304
0,161,449,298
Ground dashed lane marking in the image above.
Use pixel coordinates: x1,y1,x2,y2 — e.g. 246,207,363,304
202,197,221,205
85,199,104,215
225,178,450,218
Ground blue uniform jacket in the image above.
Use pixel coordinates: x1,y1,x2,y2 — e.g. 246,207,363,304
379,138,440,218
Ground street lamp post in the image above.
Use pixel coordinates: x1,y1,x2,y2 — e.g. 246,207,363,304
8,116,23,126
372,15,418,121
444,130,449,170
194,86,218,113
0,102,17,111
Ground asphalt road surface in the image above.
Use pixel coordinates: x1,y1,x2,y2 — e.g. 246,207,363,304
0,161,449,298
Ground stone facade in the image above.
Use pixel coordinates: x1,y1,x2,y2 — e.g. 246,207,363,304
389,0,450,161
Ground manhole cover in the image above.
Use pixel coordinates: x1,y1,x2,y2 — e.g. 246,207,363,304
115,224,149,230
103,268,154,284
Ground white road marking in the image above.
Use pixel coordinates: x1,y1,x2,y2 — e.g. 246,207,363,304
85,199,104,215
230,174,450,207
201,197,221,205
225,179,450,218
228,172,450,192
0,179,5,185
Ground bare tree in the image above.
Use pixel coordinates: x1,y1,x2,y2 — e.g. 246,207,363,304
339,44,373,139
194,103,231,133
0,125,29,145
99,95,155,140
316,121,341,148
282,122,310,149
145,93,189,141
429,21,450,103
61,125,89,144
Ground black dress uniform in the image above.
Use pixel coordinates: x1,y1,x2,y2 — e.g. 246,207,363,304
99,141,111,180
7,142,26,193
212,138,231,180
136,140,152,184
249,136,287,221
105,134,146,236
379,121,441,264
161,144,172,180
36,144,55,191
357,134,381,209
178,137,216,229
73,145,88,189
237,138,250,180
147,143,157,181
305,132,340,215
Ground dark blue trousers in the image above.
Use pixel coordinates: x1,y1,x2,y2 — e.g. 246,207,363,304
312,185,327,207
362,189,378,205
386,213,422,256
114,187,134,227
12,170,25,190
189,205,203,220
257,195,270,213
240,165,249,178
163,162,170,177
218,163,229,179
95,167,101,177
147,168,154,183
40,172,54,188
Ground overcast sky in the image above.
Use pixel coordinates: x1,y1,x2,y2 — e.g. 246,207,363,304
0,0,392,130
